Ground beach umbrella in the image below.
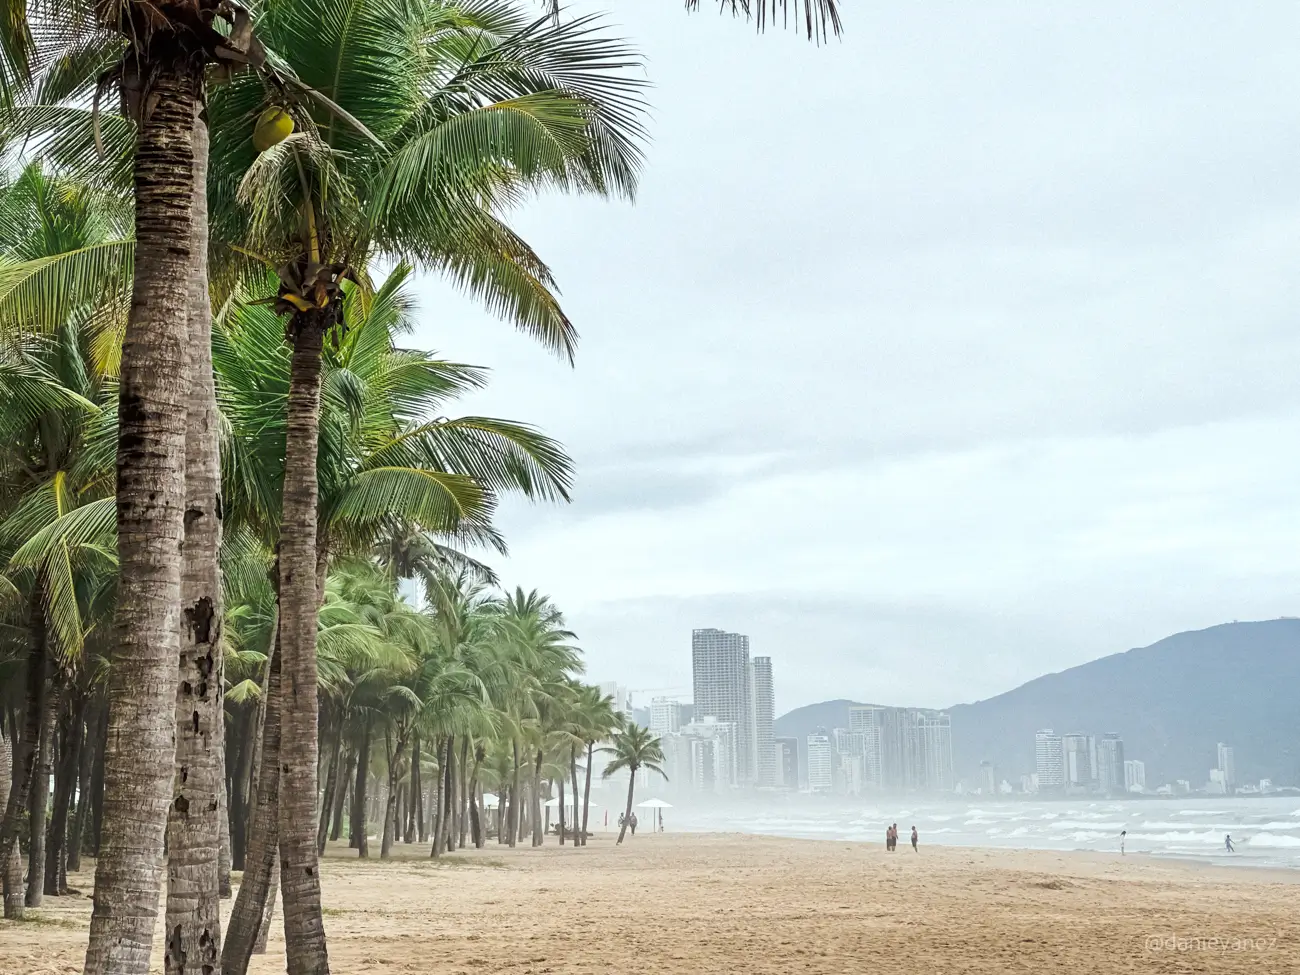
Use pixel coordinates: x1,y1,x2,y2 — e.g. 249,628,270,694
637,797,673,832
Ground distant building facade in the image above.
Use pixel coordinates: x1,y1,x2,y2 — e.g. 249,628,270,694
775,736,800,789
806,733,833,791
650,697,682,737
1096,733,1125,794
751,656,776,787
1123,759,1146,793
1062,733,1091,788
1217,743,1236,792
692,629,755,785
1035,730,1065,790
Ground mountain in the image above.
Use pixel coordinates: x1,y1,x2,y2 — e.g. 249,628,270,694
773,620,1300,788
773,699,872,743
949,620,1300,787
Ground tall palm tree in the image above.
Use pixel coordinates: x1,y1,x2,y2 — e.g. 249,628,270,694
205,3,644,963
0,6,264,968
602,723,667,845
571,684,619,847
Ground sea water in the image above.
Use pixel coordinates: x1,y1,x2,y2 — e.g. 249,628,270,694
670,796,1300,868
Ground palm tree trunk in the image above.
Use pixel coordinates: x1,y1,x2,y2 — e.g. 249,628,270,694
317,718,343,855
1,719,24,919
433,736,454,856
218,769,232,899
350,719,370,856
166,112,224,975
457,737,470,850
617,768,636,845
68,702,96,875
45,696,84,896
530,750,543,847
569,747,580,846
27,656,57,907
221,633,282,975
0,617,44,906
558,777,565,845
407,733,421,844
330,749,352,843
380,729,402,859
507,740,520,849
84,55,200,975
277,309,331,974
581,743,594,847
229,706,253,870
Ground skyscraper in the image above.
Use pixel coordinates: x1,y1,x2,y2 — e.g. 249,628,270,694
597,681,631,716
692,628,754,784
751,656,776,787
1123,759,1146,793
1035,730,1065,789
774,737,800,789
1217,743,1236,792
1063,733,1091,788
922,712,954,792
1096,733,1125,794
806,733,833,791
848,706,885,787
650,697,682,736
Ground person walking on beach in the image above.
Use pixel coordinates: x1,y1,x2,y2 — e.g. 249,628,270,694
1120,830,1126,855
1225,833,1234,853
630,812,638,836
910,826,918,852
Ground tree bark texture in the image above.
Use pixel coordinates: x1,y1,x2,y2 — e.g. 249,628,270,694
1,722,24,919
166,112,224,975
26,649,55,907
221,638,281,975
277,313,330,975
83,58,199,975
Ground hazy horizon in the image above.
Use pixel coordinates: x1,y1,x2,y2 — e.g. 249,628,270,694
405,2,1300,712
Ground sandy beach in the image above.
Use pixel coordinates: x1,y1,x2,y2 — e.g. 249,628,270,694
3,833,1298,974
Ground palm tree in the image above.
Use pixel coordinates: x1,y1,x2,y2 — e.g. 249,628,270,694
0,6,265,967
602,723,667,845
573,685,619,846
204,3,644,960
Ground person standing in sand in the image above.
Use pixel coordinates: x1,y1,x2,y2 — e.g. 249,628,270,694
1120,830,1126,855
1225,833,1234,853
910,826,918,852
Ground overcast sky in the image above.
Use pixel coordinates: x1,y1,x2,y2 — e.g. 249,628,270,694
409,1,1300,714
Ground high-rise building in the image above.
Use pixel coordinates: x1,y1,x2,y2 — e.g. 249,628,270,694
691,628,754,784
806,733,833,791
1208,768,1227,794
1216,743,1236,792
980,761,997,795
1123,759,1146,793
846,705,951,792
1096,733,1125,794
682,717,737,791
1062,733,1091,788
751,656,776,787
658,733,694,793
848,706,885,787
774,736,800,789
917,712,954,792
1086,735,1099,787
597,681,632,716
650,697,682,736
1035,730,1065,789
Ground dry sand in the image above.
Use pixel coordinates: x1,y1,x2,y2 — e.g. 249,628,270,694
3,833,1299,974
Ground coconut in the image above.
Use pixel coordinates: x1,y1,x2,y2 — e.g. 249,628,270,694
253,107,295,152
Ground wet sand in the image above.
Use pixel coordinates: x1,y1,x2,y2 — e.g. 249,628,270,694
3,832,1299,974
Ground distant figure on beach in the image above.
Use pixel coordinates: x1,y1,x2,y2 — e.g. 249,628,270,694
885,826,892,851
618,812,625,830
630,813,638,836
1225,833,1234,853
1120,830,1126,855
910,826,918,852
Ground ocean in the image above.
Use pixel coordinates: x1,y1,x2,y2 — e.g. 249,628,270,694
669,796,1300,868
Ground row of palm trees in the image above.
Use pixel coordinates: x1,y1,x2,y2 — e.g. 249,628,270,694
0,0,834,974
